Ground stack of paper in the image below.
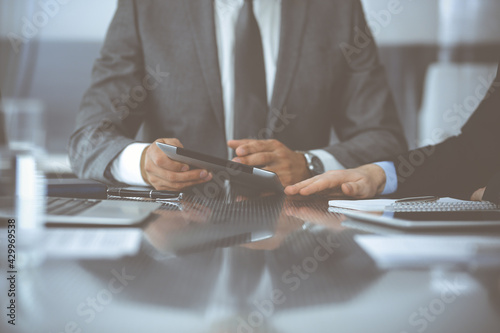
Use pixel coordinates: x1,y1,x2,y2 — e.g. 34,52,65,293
328,199,397,212
328,197,476,212
42,229,142,259
355,235,500,269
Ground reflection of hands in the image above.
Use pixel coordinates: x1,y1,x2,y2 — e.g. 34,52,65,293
228,139,310,186
285,164,386,199
283,200,346,231
144,203,211,251
140,138,213,191
240,210,303,251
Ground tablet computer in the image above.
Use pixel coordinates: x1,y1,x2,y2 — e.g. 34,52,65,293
156,143,284,193
336,209,500,230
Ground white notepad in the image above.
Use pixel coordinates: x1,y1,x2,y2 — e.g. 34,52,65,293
329,197,498,212
328,199,397,212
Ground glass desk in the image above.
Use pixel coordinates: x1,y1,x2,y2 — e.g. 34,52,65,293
1,193,500,333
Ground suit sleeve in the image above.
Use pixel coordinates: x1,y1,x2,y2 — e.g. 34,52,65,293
393,64,500,199
69,0,146,183
324,0,408,168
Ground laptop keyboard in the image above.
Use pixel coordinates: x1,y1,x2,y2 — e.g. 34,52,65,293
47,197,101,216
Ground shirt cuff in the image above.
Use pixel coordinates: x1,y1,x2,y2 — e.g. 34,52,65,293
310,149,345,171
373,161,398,195
110,143,150,186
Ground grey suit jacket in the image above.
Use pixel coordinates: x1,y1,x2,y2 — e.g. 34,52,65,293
69,0,407,183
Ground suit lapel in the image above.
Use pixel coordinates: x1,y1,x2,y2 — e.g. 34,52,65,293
184,0,225,131
268,0,308,131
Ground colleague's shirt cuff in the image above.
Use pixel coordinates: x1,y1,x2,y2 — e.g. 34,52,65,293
110,143,150,186
373,161,398,195
310,149,345,171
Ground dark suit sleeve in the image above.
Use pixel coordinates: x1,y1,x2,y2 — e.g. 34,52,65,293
69,0,146,183
325,0,408,167
393,65,500,199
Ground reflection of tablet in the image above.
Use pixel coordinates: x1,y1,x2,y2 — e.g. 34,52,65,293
339,209,500,230
145,195,284,255
156,143,284,193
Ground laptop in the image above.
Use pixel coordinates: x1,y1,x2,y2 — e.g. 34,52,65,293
44,197,162,226
0,96,161,226
0,197,162,226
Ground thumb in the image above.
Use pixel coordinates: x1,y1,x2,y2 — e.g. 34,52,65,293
341,181,365,198
471,187,486,201
159,138,184,148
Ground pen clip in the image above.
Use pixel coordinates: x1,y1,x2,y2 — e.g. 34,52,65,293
395,196,439,203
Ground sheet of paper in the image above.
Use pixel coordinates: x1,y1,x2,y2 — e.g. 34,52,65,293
41,229,142,259
328,199,397,212
328,197,467,212
355,235,500,269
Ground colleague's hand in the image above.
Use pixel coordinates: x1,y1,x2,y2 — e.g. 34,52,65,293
284,164,386,198
471,187,486,201
228,139,310,186
140,138,212,191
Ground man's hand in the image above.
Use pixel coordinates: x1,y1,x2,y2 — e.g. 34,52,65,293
471,187,486,201
228,139,310,186
141,138,212,191
285,164,386,198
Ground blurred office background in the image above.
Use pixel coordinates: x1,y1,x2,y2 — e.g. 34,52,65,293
1,0,500,174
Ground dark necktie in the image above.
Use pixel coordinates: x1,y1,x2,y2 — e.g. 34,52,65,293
233,0,269,140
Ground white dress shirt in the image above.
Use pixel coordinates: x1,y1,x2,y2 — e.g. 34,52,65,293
111,0,344,186
373,161,398,195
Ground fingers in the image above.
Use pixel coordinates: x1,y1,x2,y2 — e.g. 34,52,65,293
285,175,335,196
341,177,378,199
227,139,252,150
471,187,486,201
285,176,319,195
157,138,184,148
148,170,213,191
143,138,213,191
286,170,361,197
298,177,337,196
152,169,211,184
149,140,189,172
341,181,365,198
228,139,279,156
233,152,275,166
151,152,189,172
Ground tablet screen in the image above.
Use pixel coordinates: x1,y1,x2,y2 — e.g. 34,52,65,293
177,147,253,174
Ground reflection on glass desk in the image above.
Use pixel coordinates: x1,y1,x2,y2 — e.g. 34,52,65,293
1,193,500,333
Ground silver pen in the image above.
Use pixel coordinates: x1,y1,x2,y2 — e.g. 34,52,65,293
395,196,439,203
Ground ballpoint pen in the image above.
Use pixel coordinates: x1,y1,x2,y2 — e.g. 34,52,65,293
394,196,439,203
107,188,181,200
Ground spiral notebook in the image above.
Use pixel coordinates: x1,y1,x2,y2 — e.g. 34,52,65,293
387,199,499,212
329,197,499,212
329,198,500,230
